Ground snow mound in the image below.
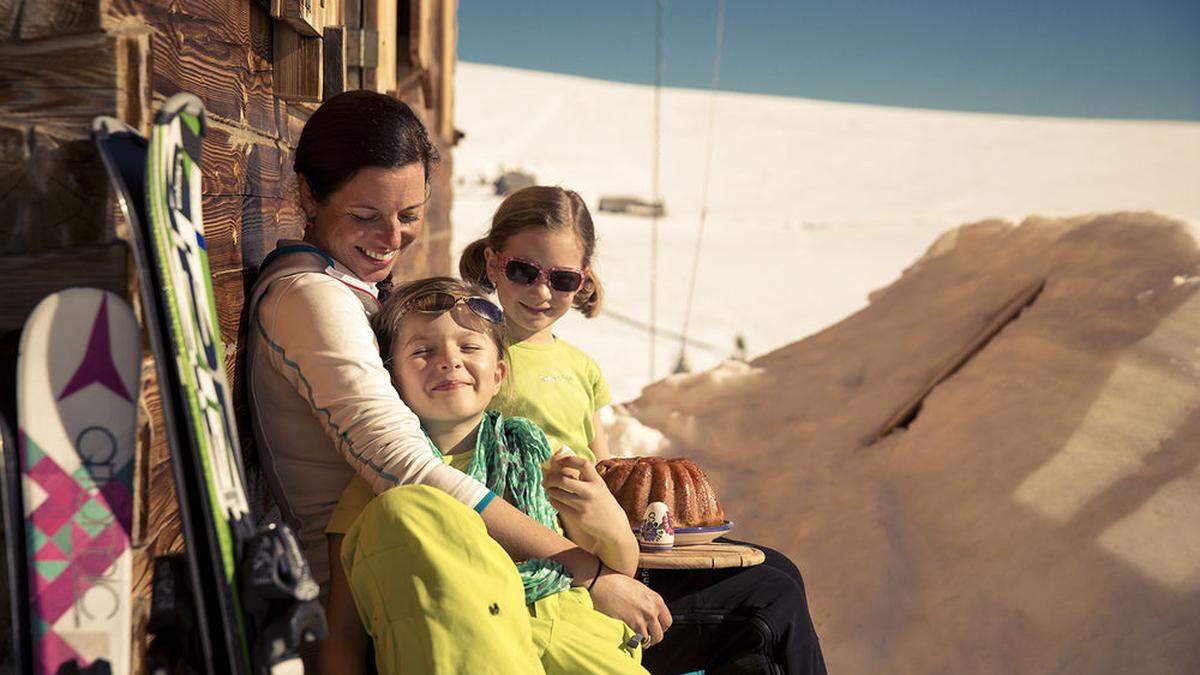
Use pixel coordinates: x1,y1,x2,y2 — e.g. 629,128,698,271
600,404,672,458
625,212,1200,674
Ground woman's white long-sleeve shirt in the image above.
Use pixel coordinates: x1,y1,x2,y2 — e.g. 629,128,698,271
246,242,493,584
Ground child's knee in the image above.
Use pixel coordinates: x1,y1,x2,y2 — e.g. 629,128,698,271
344,485,482,561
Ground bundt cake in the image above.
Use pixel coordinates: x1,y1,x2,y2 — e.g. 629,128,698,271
596,457,726,528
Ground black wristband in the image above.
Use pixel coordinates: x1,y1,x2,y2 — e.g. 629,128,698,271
587,559,605,591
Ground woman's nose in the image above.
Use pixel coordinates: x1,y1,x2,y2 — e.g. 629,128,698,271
382,217,420,250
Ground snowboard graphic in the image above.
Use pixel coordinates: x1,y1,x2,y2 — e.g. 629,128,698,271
16,288,141,674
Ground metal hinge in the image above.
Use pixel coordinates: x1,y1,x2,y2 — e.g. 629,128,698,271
345,29,379,68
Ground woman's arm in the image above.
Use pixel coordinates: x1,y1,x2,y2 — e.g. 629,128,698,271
479,496,604,582
480,496,668,644
256,274,491,505
320,535,369,675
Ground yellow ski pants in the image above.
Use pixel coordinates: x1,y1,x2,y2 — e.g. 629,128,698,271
341,485,647,675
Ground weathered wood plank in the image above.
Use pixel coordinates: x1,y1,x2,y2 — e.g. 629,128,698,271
343,0,363,90
273,21,322,102
145,3,276,137
116,32,153,134
0,124,29,217
322,25,346,101
0,0,101,41
110,0,251,47
0,128,112,255
363,0,397,93
279,101,315,146
271,0,319,37
0,32,116,134
437,0,456,139
201,123,289,199
0,244,127,333
211,269,248,353
202,193,303,274
129,357,185,675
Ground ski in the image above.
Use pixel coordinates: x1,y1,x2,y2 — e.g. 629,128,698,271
13,288,141,674
1,409,32,674
93,94,324,675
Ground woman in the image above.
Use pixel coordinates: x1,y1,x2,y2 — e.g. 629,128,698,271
245,91,669,669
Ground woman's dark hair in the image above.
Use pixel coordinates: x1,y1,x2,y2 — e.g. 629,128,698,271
294,90,440,202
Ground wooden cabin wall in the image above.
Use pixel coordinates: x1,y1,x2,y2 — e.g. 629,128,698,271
0,0,459,669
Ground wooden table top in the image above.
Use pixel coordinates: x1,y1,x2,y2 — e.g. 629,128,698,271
638,542,765,570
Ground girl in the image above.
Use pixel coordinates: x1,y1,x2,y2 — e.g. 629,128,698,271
459,186,828,675
321,277,652,675
459,186,612,463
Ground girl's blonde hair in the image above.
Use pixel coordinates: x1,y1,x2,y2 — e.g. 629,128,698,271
459,185,604,318
372,276,508,367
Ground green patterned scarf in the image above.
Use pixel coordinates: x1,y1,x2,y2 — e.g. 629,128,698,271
426,410,573,604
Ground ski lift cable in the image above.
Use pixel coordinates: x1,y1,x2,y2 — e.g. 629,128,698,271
649,0,665,381
677,0,726,361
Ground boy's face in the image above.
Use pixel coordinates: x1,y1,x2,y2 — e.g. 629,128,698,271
389,308,507,427
485,228,585,340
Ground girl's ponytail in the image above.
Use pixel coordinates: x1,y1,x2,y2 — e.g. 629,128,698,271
458,237,494,290
572,268,604,318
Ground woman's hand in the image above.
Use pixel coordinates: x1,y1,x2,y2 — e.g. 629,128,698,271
543,452,638,574
588,567,673,646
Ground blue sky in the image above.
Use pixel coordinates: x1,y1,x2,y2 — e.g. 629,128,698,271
458,1,1200,121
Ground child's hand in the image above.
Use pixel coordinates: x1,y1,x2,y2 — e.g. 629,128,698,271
544,446,582,481
542,454,630,552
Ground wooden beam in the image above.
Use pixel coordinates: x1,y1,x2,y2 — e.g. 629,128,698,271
273,21,322,102
0,245,128,333
322,25,346,101
0,32,117,136
116,32,153,135
362,0,397,93
0,0,101,41
148,8,276,136
0,128,112,256
271,0,322,37
438,0,456,138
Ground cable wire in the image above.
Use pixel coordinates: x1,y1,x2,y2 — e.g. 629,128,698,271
677,0,725,367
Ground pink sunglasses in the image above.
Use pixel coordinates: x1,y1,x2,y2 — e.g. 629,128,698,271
495,252,587,293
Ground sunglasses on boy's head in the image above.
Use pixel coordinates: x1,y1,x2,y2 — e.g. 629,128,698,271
400,291,504,325
496,252,587,293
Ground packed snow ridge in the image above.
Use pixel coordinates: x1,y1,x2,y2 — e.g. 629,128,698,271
625,213,1200,674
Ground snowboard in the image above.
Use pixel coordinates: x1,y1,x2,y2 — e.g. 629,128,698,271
94,94,324,675
1,410,32,674
14,288,141,674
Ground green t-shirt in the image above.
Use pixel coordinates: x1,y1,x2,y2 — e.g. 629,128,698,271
490,337,611,464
